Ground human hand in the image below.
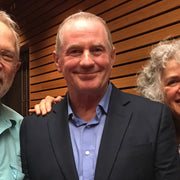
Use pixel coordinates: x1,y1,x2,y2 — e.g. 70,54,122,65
29,96,63,116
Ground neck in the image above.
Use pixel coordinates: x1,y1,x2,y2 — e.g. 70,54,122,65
68,89,107,122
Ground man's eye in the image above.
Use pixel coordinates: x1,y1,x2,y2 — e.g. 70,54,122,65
1,52,14,61
167,80,178,86
91,48,103,56
69,49,82,56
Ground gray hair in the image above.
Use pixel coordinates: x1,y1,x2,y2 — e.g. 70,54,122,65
0,11,20,59
137,39,180,103
55,11,113,56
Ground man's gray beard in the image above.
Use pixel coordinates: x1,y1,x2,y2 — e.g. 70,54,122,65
0,73,14,100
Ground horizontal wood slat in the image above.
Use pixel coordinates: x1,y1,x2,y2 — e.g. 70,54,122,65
111,61,147,78
111,75,137,88
30,63,56,77
114,24,180,53
88,0,128,15
19,0,104,45
100,0,158,22
115,46,152,65
30,78,67,93
30,71,63,85
30,55,54,69
107,0,180,32
112,9,180,43
30,87,67,101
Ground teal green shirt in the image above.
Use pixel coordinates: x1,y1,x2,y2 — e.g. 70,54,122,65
0,103,24,180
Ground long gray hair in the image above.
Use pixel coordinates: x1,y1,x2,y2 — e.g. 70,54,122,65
137,39,180,102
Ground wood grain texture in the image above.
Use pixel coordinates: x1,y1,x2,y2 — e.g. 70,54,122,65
13,0,180,107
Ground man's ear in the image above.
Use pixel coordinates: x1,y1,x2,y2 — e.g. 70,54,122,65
53,50,62,72
15,62,21,72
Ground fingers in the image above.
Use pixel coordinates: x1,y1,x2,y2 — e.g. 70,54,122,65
54,96,63,103
28,98,52,116
28,103,42,115
39,96,54,115
34,96,55,115
44,96,63,114
29,108,37,114
28,95,63,116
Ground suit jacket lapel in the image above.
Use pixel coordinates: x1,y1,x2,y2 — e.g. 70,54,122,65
95,85,132,180
47,97,79,180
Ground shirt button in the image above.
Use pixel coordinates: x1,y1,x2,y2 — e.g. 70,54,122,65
85,151,90,155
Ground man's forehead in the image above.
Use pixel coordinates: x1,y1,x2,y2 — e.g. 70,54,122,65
0,22,17,53
65,42,104,49
62,18,103,30
0,21,15,39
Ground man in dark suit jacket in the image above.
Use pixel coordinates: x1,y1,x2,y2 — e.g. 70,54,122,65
20,12,180,180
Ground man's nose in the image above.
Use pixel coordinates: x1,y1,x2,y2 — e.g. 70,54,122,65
80,51,94,66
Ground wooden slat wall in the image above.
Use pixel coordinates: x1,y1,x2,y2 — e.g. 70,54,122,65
13,0,180,108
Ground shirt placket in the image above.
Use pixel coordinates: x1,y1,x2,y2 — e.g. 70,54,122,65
81,125,96,180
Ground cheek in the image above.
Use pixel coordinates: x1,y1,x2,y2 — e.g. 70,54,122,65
63,57,79,67
4,67,16,82
163,87,176,104
97,56,112,69
61,60,77,77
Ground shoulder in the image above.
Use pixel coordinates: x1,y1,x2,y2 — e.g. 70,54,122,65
23,98,68,124
111,84,170,113
0,103,23,124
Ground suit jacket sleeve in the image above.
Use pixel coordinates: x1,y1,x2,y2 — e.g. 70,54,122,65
20,116,30,180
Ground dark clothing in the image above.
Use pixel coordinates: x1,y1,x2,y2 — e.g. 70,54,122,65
20,84,180,180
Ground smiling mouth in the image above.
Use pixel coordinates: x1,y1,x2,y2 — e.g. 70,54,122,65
78,73,97,80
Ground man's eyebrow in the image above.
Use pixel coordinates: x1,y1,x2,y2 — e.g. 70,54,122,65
66,44,81,50
166,75,180,80
0,49,14,53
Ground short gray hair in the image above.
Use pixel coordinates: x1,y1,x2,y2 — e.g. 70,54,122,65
55,11,113,56
137,39,180,102
0,11,20,59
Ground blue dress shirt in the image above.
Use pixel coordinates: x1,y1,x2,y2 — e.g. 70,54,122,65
68,83,112,180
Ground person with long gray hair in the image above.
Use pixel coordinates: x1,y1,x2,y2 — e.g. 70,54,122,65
137,39,180,152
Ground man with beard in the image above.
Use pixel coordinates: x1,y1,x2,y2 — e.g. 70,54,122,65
0,10,24,180
0,10,63,179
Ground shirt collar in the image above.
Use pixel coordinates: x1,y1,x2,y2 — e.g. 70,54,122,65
67,83,112,121
0,103,23,134
98,83,112,114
